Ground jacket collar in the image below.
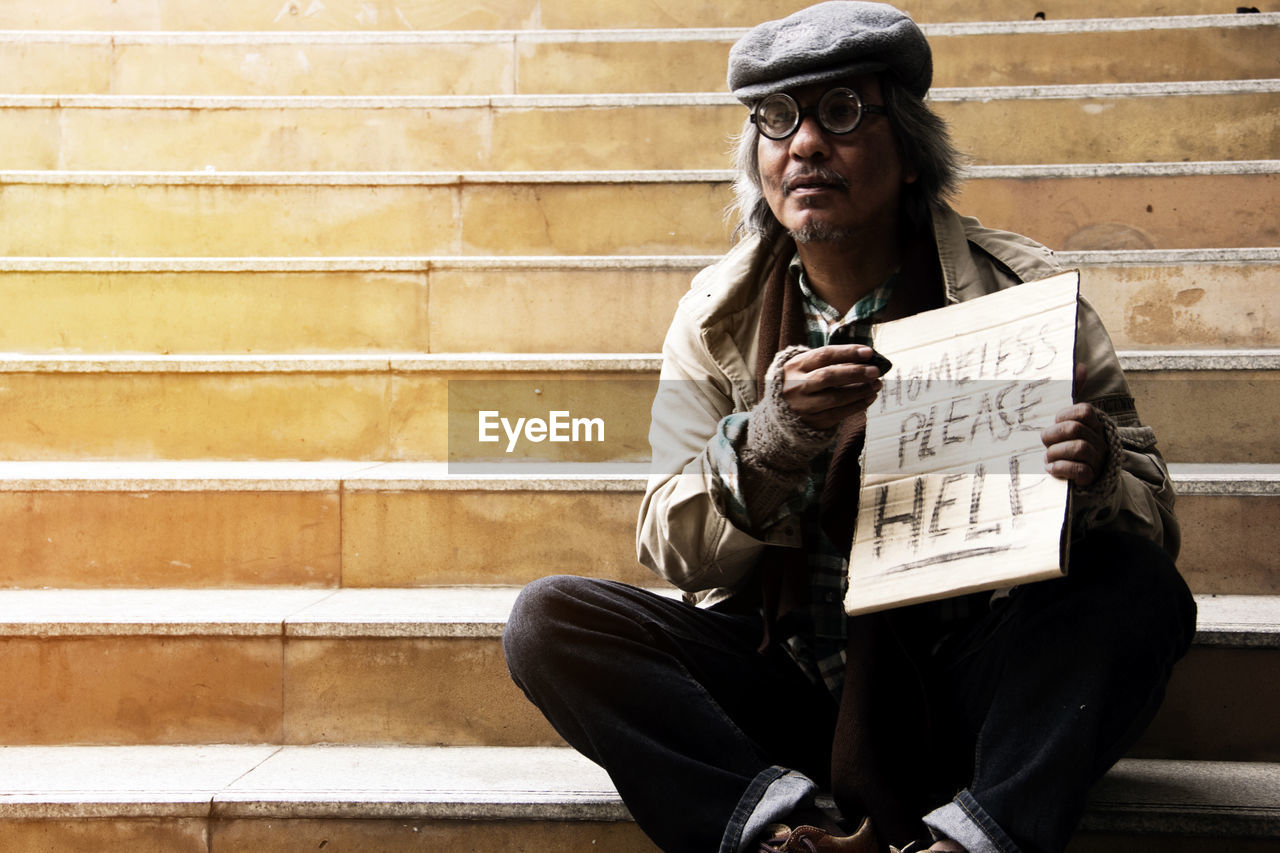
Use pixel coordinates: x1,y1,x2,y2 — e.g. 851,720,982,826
932,205,1062,301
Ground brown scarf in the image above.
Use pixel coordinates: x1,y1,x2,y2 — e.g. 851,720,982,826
752,229,945,848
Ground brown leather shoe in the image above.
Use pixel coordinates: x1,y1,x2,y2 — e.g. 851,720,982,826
758,816,879,852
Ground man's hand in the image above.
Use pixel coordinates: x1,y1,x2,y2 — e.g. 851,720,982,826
1041,363,1107,488
1042,403,1108,487
781,344,884,430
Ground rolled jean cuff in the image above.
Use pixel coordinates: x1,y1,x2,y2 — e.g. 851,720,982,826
923,790,1021,853
720,766,819,853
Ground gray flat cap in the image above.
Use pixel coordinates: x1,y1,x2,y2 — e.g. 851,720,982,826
728,1,931,103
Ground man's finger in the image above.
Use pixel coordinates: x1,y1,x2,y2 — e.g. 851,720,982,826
1052,402,1101,429
1041,416,1102,450
801,362,882,390
786,344,877,371
787,381,882,415
1045,438,1103,468
1045,458,1096,488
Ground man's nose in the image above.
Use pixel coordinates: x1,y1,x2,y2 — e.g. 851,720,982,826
788,113,830,158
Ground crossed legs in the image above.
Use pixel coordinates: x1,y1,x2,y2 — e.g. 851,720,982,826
503,531,1194,853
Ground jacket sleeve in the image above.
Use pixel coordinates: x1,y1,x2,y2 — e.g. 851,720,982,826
635,297,790,600
1072,298,1181,559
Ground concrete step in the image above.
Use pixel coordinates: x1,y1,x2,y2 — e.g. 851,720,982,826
1072,758,1280,850
1133,594,1280,763
0,745,651,851
0,752,1275,852
0,462,1272,593
0,588,554,747
1,17,1275,95
0,462,653,590
0,351,1272,463
0,589,1274,757
924,15,1280,87
946,162,1280,252
4,83,1276,171
0,250,1274,354
1064,249,1279,351
0,353,662,462
1,164,1276,256
0,747,1272,852
1162,464,1280,596
1118,351,1279,464
0,0,1269,30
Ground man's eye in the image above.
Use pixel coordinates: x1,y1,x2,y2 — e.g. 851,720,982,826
763,105,795,126
827,104,856,122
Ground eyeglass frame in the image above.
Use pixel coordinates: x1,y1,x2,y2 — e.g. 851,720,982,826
749,87,889,141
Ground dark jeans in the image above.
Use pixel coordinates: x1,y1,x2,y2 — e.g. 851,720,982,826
502,530,1196,853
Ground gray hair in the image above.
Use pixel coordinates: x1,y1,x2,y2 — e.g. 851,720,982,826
728,74,964,241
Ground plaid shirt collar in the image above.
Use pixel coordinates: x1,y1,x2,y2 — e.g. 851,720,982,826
789,253,897,341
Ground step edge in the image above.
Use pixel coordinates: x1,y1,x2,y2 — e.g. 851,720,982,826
0,743,280,819
930,79,1280,101
0,349,1274,373
3,80,1277,109
1,748,1272,832
0,13,1275,44
0,461,1273,492
0,249,1276,273
2,161,1276,185
924,12,1280,36
0,590,1270,646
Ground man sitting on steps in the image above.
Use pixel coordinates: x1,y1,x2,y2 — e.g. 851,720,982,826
503,3,1196,851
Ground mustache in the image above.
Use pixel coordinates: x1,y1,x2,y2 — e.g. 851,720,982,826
782,167,850,195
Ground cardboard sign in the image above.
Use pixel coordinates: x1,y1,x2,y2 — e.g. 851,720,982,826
844,271,1080,616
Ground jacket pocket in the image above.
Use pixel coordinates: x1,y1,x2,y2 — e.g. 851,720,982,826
1116,424,1158,453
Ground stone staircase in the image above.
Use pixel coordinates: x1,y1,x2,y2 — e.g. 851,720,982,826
0,1,1276,851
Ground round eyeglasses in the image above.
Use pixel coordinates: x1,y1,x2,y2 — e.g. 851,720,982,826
750,87,888,141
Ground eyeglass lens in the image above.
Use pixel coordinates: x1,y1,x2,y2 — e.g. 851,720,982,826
754,88,866,140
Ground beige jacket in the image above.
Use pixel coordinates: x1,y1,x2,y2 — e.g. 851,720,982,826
636,206,1179,607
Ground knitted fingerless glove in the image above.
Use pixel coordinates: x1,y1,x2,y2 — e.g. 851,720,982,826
1071,407,1124,505
738,345,839,526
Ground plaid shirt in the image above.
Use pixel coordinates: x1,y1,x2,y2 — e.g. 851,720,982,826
710,255,895,698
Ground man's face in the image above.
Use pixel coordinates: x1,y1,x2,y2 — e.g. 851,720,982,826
756,75,916,243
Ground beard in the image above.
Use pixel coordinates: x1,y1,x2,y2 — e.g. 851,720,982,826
789,221,858,243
